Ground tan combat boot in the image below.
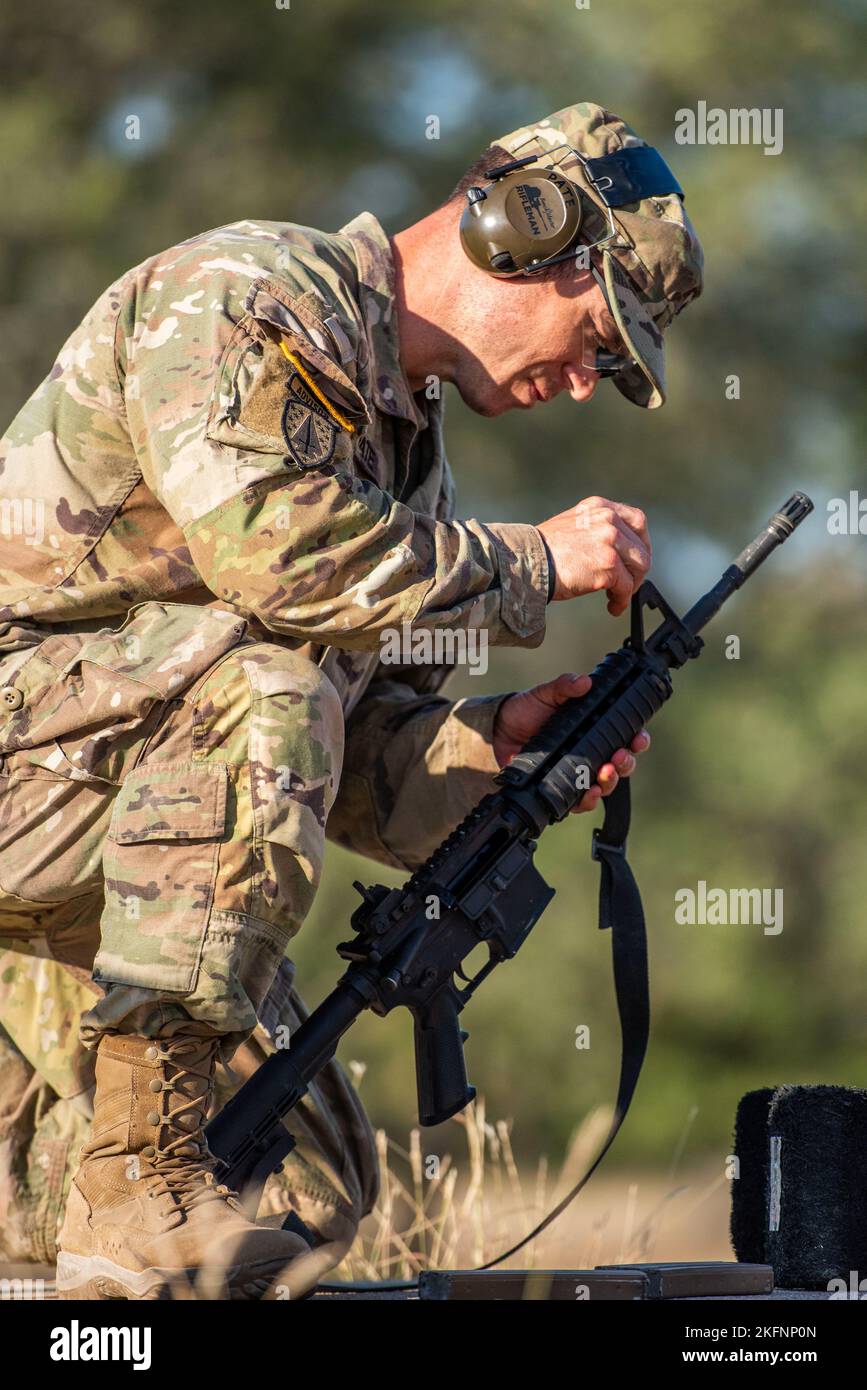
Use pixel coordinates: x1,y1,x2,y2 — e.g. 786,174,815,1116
56,1032,311,1300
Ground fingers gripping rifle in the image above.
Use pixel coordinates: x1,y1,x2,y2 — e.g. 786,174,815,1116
205,494,813,1252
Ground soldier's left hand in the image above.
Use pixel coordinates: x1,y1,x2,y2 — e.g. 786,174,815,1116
492,672,651,814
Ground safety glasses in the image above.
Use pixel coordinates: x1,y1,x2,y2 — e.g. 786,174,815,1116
581,263,635,378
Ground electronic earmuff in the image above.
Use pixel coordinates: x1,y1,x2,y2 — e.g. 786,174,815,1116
459,144,685,277
459,157,584,276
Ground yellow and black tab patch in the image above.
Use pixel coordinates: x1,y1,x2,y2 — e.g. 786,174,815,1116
281,371,339,469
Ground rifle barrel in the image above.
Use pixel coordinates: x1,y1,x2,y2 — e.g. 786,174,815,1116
683,493,813,637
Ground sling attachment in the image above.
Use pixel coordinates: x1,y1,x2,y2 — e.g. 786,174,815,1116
479,777,650,1268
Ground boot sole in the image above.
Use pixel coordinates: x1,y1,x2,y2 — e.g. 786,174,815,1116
56,1251,298,1301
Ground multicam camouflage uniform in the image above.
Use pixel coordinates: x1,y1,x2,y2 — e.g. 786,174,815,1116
0,99,703,1266
0,211,548,1259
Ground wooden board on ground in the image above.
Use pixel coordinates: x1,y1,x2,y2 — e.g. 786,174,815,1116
418,1262,774,1301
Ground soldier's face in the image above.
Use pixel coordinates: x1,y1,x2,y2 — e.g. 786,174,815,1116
451,266,623,418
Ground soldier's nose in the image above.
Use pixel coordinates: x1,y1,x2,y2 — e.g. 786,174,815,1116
563,364,597,403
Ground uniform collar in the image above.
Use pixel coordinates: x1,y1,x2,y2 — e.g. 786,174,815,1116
340,211,426,431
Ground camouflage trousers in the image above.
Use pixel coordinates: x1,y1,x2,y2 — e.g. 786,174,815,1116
0,601,378,1260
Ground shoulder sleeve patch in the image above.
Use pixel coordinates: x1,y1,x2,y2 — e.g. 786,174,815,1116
281,369,338,469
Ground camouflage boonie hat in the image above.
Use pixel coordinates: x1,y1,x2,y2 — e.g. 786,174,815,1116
494,102,704,408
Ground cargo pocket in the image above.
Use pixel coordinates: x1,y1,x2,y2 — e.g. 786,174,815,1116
94,762,228,994
72,602,249,703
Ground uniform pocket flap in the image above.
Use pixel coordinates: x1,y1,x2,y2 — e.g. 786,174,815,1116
109,763,228,843
245,279,369,422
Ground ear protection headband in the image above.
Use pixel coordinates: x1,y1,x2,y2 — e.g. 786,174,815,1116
459,144,683,277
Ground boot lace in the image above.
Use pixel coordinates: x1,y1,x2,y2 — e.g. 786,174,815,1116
145,1039,238,1211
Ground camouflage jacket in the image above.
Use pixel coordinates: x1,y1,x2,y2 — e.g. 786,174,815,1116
0,214,550,868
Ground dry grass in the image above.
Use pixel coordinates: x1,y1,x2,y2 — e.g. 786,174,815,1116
332,1097,732,1281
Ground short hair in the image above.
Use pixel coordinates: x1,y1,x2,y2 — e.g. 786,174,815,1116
445,144,513,203
445,144,579,282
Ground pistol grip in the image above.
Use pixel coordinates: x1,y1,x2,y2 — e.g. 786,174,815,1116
413,989,476,1127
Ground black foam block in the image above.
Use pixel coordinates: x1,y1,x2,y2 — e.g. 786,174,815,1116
730,1087,776,1264
731,1084,867,1289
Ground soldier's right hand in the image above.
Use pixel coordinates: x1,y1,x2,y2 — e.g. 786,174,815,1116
537,496,651,616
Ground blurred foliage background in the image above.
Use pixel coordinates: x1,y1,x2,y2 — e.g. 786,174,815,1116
1,0,865,1180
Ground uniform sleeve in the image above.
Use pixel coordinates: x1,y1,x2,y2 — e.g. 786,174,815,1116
326,663,509,872
121,261,549,652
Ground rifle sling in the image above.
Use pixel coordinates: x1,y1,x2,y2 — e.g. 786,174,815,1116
479,779,650,1269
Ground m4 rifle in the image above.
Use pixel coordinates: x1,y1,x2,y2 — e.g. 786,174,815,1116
206,493,813,1256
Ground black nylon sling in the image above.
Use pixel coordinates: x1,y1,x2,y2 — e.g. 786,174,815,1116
481,778,650,1268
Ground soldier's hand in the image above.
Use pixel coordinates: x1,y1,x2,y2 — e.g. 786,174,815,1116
492,672,651,814
537,496,651,616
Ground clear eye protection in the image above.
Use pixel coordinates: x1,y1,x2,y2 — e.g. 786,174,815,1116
580,263,635,378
